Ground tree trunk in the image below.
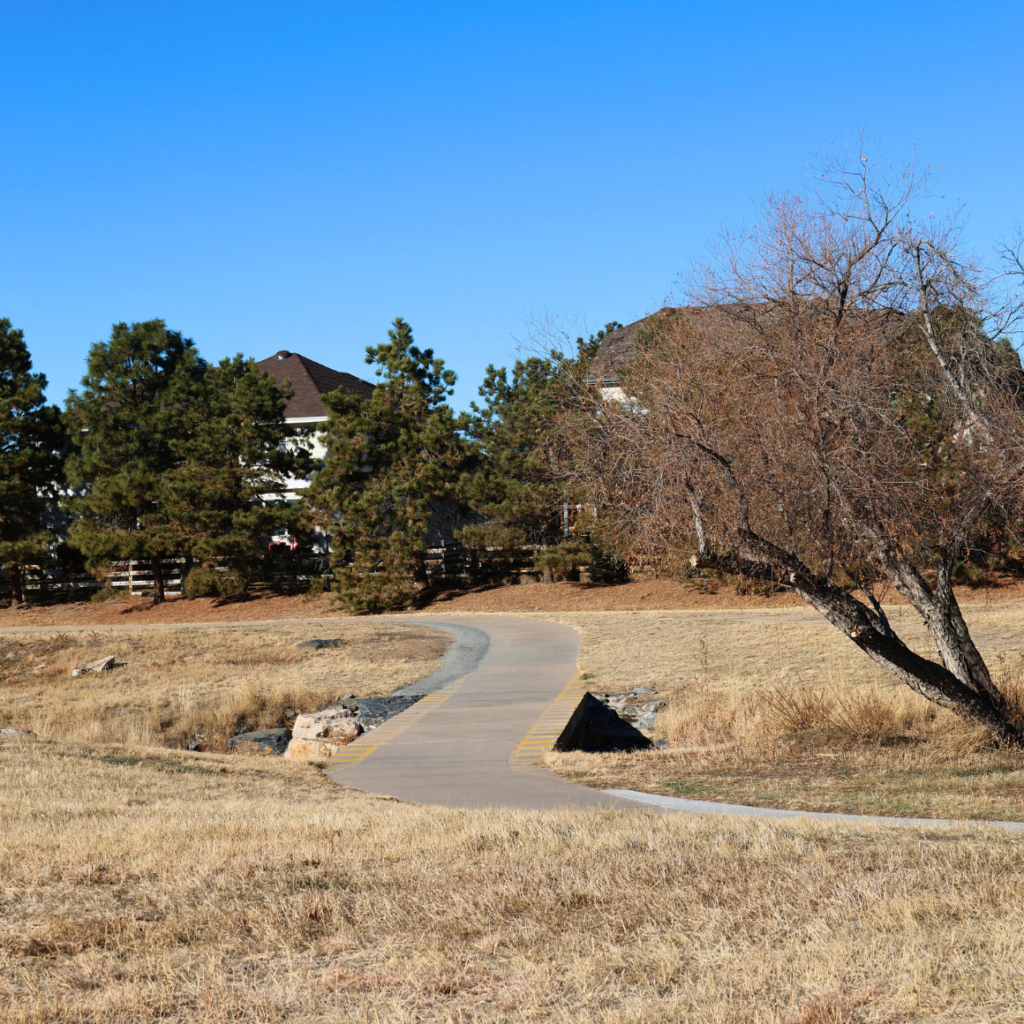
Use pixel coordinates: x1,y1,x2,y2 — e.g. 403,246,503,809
9,565,25,607
411,554,430,592
733,530,1023,745
685,482,712,560
151,557,165,604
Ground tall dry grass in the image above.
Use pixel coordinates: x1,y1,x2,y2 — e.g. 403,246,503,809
0,623,448,752
534,608,1024,819
2,736,1023,1022
657,638,1024,753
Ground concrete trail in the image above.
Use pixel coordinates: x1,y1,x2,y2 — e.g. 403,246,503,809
324,615,634,811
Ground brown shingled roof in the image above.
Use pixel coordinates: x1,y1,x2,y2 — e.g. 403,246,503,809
256,350,375,419
586,303,767,382
586,307,678,383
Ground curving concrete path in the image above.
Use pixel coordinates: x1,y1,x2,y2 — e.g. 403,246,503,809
324,614,1024,831
324,615,637,811
7,611,1019,829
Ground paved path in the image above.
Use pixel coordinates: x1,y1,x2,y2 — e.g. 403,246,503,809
607,789,1024,832
324,615,636,811
8,611,1020,829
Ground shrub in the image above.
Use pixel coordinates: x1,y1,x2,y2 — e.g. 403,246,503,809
533,542,591,582
303,577,327,602
183,566,246,600
90,585,121,603
586,545,629,584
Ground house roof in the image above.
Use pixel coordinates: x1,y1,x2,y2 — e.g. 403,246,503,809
586,307,681,383
256,350,375,419
584,303,774,383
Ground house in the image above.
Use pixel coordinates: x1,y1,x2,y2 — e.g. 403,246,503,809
585,308,676,400
586,304,768,398
255,350,375,504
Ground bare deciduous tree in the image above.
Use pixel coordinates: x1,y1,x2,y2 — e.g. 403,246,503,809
563,144,1024,743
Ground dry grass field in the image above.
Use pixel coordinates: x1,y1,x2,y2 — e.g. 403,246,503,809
532,607,1024,820
0,622,448,752
2,735,1023,1023
3,601,1024,1020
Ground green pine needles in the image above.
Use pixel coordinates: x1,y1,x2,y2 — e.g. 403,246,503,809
306,318,470,613
0,319,64,606
64,320,307,602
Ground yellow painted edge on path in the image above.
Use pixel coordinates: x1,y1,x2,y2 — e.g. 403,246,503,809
322,679,465,770
508,670,589,772
323,666,590,774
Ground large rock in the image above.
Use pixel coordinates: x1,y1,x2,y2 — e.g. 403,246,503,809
0,728,36,738
284,737,347,760
71,655,115,677
291,708,362,744
229,728,291,756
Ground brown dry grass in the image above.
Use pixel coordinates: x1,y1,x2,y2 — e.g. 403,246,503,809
537,607,1024,820
0,623,448,752
2,735,1023,1022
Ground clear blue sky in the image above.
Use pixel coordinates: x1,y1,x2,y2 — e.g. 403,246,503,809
3,1,1022,412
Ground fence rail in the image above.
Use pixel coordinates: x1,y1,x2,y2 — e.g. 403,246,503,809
104,559,185,596
2,540,635,605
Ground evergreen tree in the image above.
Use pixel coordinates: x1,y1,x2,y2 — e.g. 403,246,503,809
306,318,469,612
574,321,623,366
458,356,563,553
162,355,310,587
457,321,623,578
64,320,201,603
0,319,64,606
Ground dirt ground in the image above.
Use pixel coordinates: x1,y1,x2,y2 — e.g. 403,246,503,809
6,574,1024,629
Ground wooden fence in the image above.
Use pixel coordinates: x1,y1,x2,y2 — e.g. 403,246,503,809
2,541,632,605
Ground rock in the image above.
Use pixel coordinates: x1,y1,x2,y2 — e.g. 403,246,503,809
292,708,362,744
654,739,670,750
284,737,346,760
630,687,656,695
71,655,115,677
229,728,291,756
636,711,660,730
350,695,423,729
0,728,36,737
297,638,346,650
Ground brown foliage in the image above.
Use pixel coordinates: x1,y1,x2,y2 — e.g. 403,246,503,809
560,144,1024,742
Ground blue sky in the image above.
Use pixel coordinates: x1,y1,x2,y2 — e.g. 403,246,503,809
2,1,1022,411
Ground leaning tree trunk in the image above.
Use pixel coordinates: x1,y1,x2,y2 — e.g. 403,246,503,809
150,557,165,605
732,531,1023,746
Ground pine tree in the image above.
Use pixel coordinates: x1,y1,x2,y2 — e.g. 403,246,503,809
64,320,201,603
0,319,64,606
161,355,310,588
459,356,563,553
306,318,469,612
457,322,622,579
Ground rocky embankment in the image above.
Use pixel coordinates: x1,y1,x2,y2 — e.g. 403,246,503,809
229,693,424,759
